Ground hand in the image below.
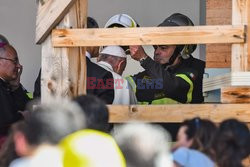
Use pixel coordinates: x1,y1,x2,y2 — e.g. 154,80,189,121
9,65,23,91
129,45,148,61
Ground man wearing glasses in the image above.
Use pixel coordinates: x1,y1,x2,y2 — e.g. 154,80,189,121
0,34,30,140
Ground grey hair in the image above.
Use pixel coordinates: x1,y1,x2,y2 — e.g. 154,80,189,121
112,123,173,167
23,97,86,145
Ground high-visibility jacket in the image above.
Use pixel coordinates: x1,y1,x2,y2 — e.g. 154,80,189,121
126,55,205,104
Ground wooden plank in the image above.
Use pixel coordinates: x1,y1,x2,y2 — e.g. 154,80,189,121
221,86,250,103
231,0,250,71
206,0,232,68
36,0,77,44
52,25,245,47
41,0,87,102
203,72,250,92
107,104,250,123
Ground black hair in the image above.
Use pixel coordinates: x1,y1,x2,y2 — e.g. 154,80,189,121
181,117,217,160
214,119,250,167
73,95,110,133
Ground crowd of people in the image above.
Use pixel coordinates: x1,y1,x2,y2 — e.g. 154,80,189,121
0,96,249,167
0,12,249,167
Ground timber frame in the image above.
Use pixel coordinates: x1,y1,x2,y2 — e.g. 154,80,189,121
36,0,250,123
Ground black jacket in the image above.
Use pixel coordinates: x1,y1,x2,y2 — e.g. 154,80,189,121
132,56,205,103
86,58,114,104
0,79,30,135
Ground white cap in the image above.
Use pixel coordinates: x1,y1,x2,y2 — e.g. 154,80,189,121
100,46,127,58
104,14,138,28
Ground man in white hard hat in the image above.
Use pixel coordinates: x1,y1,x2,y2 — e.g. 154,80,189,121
104,14,139,54
97,46,137,105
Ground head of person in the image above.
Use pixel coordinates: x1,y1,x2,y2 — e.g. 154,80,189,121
154,13,197,65
98,46,127,75
213,119,250,167
0,35,21,82
104,14,139,54
73,95,110,133
13,98,86,156
86,17,99,58
190,119,217,159
60,129,126,167
113,123,173,167
176,117,217,153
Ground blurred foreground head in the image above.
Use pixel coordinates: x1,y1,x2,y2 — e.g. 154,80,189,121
73,95,110,133
60,129,126,167
112,123,173,167
13,98,86,156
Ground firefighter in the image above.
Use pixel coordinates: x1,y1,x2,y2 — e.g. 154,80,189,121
127,13,205,104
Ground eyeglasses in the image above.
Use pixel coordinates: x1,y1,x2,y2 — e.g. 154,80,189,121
0,57,19,65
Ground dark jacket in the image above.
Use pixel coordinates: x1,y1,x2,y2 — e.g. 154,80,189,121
86,58,114,104
131,56,205,104
0,79,30,135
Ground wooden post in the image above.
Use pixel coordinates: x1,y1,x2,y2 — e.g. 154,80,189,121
231,0,250,71
40,0,87,102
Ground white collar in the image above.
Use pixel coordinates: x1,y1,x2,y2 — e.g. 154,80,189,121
97,61,114,72
86,51,91,59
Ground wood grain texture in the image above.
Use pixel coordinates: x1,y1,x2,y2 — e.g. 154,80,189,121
51,25,245,47
41,0,87,102
36,0,76,44
231,0,250,72
107,104,250,123
221,86,250,103
206,0,232,68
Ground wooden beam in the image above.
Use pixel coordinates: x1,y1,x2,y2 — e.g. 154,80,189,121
221,86,250,103
231,0,250,71
41,0,87,102
206,0,232,68
36,0,76,44
203,72,250,92
52,25,245,47
107,104,250,123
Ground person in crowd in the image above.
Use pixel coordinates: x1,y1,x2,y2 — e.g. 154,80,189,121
73,95,110,133
59,129,126,167
172,117,216,167
112,123,173,167
97,46,137,104
213,119,250,167
0,34,30,139
0,123,19,167
9,98,86,167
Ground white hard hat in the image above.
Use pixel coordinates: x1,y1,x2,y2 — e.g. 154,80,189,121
100,46,127,58
104,14,138,28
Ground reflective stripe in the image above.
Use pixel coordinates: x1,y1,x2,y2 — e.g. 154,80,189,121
125,76,137,93
176,74,193,103
26,92,33,99
151,98,179,104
